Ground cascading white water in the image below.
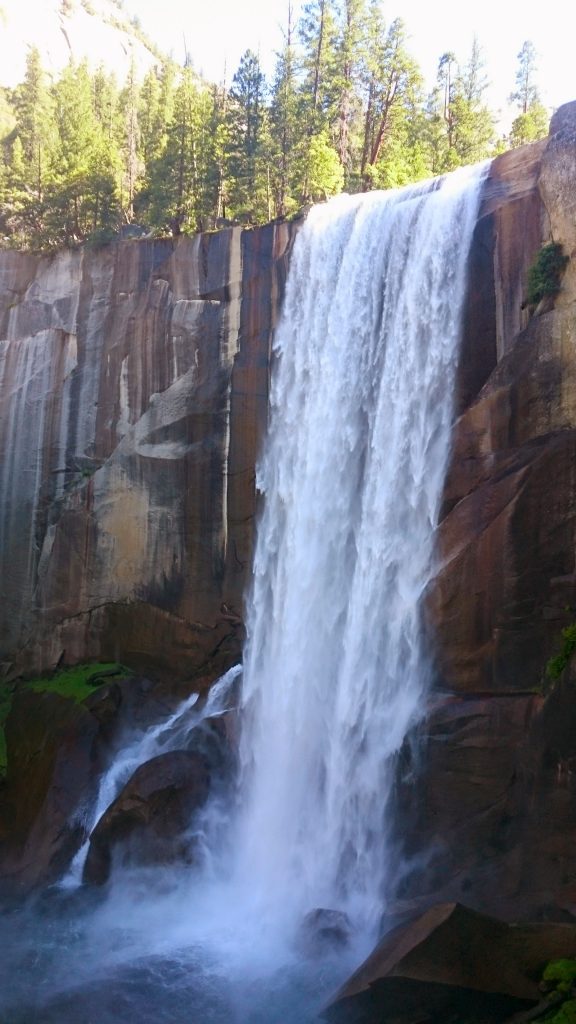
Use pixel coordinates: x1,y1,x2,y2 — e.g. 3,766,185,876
61,665,242,888
234,163,487,937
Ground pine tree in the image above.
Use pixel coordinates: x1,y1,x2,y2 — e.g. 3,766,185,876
119,57,141,222
299,0,339,135
138,61,176,165
49,60,119,242
510,40,539,114
143,65,213,234
424,42,495,174
12,47,57,202
205,81,229,221
509,41,549,147
334,0,367,175
450,39,495,164
360,14,423,190
269,2,303,216
226,50,267,219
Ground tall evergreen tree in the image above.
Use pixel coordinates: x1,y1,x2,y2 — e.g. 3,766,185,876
424,43,495,173
360,14,423,189
269,2,303,216
119,57,141,221
509,41,548,147
334,0,367,174
139,60,176,165
226,50,267,219
49,60,119,242
510,40,539,114
143,65,214,233
12,47,57,202
299,0,339,134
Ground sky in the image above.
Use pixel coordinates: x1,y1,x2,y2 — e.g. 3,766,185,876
124,0,576,123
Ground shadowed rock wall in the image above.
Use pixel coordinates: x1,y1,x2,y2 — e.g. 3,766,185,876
0,225,293,683
398,103,576,923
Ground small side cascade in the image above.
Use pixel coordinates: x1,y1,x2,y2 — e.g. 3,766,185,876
60,664,242,888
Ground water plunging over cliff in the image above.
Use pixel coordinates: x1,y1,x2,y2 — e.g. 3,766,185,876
233,163,487,938
0,164,487,1023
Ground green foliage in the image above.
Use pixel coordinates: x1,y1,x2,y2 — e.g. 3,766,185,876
0,13,551,246
0,682,15,778
541,961,576,1023
508,40,549,149
510,40,540,114
0,663,131,777
527,243,569,309
29,662,131,701
546,623,576,680
306,130,344,199
510,103,549,148
225,50,268,220
544,960,576,988
546,1000,576,1024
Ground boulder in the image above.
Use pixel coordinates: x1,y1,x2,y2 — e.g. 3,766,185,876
389,686,576,924
0,689,101,900
297,908,353,956
82,749,211,885
325,902,576,1023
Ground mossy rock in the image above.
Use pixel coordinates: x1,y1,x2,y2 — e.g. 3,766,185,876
0,663,132,777
545,999,576,1024
544,959,576,991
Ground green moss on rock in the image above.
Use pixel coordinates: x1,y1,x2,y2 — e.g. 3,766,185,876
546,624,576,681
0,682,15,778
544,960,576,991
0,663,132,777
29,662,130,702
545,999,576,1024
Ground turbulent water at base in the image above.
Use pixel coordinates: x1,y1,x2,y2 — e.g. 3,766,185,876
0,164,486,1024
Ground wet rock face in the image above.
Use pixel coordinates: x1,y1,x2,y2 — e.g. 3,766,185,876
0,689,101,899
326,902,576,1024
399,102,576,923
82,749,212,885
432,106,576,696
0,675,177,900
391,687,576,922
0,225,294,683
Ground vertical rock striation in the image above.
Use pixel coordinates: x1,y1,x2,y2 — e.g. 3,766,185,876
0,225,293,683
399,103,576,923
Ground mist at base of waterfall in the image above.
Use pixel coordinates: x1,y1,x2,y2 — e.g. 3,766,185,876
0,868,362,1024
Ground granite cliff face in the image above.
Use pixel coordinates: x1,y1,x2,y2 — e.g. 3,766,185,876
398,102,576,923
0,225,293,684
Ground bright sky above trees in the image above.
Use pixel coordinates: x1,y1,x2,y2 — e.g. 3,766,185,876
125,0,575,122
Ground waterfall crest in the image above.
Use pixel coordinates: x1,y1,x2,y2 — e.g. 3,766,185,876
235,164,487,934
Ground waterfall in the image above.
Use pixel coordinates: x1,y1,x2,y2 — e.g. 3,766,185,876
234,163,487,936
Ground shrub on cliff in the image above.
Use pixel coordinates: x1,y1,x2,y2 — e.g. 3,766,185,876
546,623,576,681
526,242,569,308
